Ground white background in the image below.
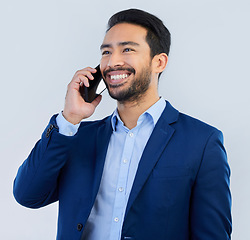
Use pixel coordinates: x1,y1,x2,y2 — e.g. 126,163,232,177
0,0,249,239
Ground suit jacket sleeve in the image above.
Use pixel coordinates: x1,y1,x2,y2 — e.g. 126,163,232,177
190,130,232,239
13,114,74,208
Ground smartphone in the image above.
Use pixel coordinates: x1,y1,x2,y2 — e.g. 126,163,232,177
79,65,106,103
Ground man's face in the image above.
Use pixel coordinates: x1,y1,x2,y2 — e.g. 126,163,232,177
100,23,154,103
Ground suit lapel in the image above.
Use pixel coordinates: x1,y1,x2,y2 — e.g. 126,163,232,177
92,116,113,200
125,101,179,216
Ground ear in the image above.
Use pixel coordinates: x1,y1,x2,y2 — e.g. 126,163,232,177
152,53,168,74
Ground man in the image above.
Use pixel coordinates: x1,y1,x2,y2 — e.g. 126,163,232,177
13,9,232,240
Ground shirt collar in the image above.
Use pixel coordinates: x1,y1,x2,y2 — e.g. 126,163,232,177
111,97,166,131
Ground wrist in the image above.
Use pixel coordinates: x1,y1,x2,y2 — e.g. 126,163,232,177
62,111,82,125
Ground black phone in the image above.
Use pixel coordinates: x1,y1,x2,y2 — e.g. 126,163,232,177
79,65,106,103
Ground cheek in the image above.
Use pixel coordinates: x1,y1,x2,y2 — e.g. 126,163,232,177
100,58,108,74
123,55,138,66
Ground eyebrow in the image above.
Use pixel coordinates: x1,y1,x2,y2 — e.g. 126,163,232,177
100,41,140,50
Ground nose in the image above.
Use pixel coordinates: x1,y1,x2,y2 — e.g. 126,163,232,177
107,51,124,68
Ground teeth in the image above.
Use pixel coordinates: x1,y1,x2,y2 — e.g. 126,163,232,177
110,74,128,80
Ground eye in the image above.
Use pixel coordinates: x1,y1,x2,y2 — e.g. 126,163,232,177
102,50,111,55
123,48,134,53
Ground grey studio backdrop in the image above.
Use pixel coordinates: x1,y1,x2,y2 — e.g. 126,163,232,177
0,0,249,239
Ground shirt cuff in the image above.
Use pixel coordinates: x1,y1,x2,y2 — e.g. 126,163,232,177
56,111,80,136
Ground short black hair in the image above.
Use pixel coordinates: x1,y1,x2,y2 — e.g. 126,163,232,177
107,9,171,58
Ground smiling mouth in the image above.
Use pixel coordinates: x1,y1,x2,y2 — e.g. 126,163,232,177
104,67,135,83
106,71,132,85
110,74,129,80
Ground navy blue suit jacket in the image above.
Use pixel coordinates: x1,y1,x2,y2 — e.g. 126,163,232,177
13,101,232,239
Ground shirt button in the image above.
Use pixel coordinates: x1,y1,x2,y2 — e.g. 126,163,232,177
129,132,134,137
114,217,119,222
123,159,128,164
118,187,124,192
69,131,73,136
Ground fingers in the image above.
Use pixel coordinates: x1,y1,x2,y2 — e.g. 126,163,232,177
73,67,97,88
78,75,90,87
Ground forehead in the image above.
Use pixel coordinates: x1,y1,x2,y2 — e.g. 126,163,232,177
102,23,148,47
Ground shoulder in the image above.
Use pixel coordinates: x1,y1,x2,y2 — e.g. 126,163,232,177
178,112,219,132
163,101,223,141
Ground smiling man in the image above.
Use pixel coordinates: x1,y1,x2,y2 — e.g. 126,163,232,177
13,9,232,240
100,24,156,106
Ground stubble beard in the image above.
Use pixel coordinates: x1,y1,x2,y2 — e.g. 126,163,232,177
105,66,152,104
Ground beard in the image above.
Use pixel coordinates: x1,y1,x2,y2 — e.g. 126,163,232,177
104,65,152,103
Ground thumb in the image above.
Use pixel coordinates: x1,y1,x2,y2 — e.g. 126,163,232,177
91,95,102,108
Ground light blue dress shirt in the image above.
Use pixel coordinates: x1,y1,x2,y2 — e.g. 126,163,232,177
56,97,166,240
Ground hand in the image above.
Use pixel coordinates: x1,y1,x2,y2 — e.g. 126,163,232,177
63,67,102,124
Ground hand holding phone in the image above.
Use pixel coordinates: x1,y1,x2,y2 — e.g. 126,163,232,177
63,66,104,125
79,65,106,103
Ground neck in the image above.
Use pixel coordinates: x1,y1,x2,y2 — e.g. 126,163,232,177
117,90,159,129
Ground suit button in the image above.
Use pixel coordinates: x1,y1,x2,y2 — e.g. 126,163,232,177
46,124,54,138
77,223,83,231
